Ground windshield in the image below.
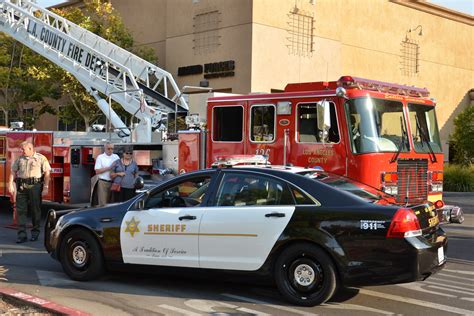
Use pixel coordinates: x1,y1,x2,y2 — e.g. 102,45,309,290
298,171,394,203
408,103,442,153
346,98,409,154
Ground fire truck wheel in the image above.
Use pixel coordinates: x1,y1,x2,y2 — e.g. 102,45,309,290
274,243,337,306
60,228,104,281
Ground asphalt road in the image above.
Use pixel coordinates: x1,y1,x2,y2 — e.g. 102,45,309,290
0,194,473,315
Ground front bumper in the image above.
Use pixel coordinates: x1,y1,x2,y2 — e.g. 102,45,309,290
439,205,464,224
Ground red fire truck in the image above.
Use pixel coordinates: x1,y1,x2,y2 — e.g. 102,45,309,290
179,76,447,206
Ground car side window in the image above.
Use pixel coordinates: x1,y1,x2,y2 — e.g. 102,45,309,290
292,187,315,205
215,173,294,206
145,176,211,209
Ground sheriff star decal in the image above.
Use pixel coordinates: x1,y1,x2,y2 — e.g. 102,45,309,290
125,217,140,237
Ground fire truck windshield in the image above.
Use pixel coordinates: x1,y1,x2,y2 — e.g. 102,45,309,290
408,103,442,153
345,97,409,154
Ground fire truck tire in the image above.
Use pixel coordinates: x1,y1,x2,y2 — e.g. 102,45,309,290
274,243,337,306
60,228,104,281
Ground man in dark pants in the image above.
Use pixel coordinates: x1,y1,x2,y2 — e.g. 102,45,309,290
8,141,51,243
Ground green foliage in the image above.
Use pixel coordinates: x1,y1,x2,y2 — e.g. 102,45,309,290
0,34,60,128
443,164,474,192
450,105,474,166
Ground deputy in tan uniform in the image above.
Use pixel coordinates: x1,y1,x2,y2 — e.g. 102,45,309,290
8,141,51,243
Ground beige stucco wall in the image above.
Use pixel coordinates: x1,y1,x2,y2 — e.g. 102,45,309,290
47,0,473,160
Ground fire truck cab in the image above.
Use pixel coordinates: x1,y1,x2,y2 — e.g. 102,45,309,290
180,76,445,205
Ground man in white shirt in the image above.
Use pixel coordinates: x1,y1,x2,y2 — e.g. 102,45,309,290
94,142,119,205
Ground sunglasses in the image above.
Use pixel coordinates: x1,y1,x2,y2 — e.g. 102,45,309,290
125,152,133,154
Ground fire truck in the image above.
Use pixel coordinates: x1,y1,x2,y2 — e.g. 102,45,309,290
178,76,459,211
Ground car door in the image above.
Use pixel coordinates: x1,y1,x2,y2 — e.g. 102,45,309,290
121,174,212,267
199,171,296,270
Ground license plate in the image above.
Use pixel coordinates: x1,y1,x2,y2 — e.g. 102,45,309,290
438,247,445,265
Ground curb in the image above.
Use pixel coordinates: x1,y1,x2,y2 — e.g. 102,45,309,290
0,287,90,315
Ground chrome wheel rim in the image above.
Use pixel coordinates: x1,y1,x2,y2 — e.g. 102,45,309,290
294,263,315,286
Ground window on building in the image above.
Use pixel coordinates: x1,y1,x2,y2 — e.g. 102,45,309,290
288,6,314,56
401,38,420,76
250,105,275,142
297,102,339,143
193,10,220,54
212,106,243,142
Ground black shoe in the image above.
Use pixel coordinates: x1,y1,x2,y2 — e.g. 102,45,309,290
30,236,38,242
16,237,27,244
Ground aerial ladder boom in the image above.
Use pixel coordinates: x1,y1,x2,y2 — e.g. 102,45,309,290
0,0,188,142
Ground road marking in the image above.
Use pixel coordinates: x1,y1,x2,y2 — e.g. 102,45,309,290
429,277,474,288
184,299,269,316
443,269,474,276
427,285,474,296
359,289,474,315
321,302,394,315
222,293,318,316
437,273,474,281
424,280,474,294
396,283,456,298
158,304,201,316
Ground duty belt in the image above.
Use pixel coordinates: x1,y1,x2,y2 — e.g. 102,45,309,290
16,178,42,185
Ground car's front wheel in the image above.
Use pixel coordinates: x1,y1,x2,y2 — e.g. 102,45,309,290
60,228,104,281
274,243,337,306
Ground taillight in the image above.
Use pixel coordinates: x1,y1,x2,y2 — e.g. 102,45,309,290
386,208,422,238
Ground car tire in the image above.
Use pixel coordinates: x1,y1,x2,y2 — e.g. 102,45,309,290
274,243,337,306
60,228,104,281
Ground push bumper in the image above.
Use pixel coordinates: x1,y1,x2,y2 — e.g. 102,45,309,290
439,205,464,224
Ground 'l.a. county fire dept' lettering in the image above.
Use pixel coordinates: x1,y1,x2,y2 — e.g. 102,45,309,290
26,20,105,75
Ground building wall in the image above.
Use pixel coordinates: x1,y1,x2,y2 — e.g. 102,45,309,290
48,0,473,159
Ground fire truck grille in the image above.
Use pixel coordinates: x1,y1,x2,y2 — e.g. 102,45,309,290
396,159,428,204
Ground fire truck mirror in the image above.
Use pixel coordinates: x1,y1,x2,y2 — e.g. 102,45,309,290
71,148,81,165
316,101,331,132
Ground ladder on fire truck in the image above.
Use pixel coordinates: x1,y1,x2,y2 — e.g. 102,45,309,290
0,0,188,142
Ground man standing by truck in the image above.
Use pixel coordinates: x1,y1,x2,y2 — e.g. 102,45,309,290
8,141,51,243
94,142,119,206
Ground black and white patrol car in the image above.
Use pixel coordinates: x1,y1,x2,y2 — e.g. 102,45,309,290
44,166,447,306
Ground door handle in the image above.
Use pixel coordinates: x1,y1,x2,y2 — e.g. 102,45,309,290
265,212,285,218
179,215,197,221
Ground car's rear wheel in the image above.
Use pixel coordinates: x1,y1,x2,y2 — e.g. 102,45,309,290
274,243,337,306
60,228,104,281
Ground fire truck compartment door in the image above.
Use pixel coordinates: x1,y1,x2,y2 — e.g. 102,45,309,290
198,206,294,270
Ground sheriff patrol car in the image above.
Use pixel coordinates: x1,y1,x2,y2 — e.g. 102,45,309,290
45,166,447,306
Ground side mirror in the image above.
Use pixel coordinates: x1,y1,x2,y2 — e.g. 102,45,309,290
316,101,331,140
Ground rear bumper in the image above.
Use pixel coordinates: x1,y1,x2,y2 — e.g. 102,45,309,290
343,228,447,286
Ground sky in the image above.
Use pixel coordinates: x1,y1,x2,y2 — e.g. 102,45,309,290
35,0,474,16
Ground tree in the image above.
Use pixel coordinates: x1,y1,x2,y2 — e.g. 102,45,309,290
0,34,59,128
450,104,474,166
30,0,156,130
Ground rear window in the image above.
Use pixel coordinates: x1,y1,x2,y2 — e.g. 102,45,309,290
299,171,392,203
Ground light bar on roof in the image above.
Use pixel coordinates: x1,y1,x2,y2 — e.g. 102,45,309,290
337,76,430,98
